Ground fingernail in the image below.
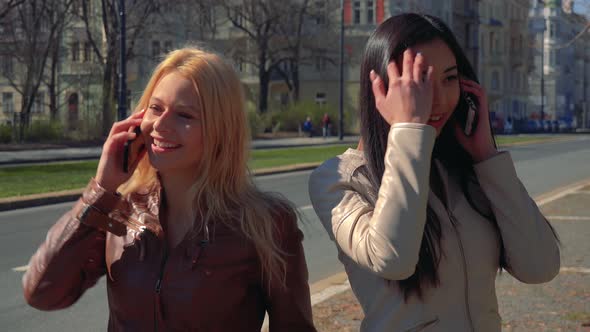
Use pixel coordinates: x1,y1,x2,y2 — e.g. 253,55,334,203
369,70,376,81
416,52,422,56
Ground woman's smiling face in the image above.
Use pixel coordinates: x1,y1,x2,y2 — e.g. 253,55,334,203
410,38,460,135
140,71,204,175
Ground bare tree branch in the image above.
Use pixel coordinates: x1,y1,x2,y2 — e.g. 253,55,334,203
0,0,24,20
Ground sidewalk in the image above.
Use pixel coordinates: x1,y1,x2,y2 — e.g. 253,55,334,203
311,180,590,331
0,135,360,166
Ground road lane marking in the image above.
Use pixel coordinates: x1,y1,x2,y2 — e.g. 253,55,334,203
311,280,351,305
12,265,28,272
546,216,590,221
535,178,590,206
298,205,313,212
560,267,590,274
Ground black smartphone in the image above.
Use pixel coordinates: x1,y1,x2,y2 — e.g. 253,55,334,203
123,127,145,173
456,89,479,136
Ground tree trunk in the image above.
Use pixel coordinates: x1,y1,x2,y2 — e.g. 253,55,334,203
291,61,300,102
259,70,270,114
48,40,59,121
258,48,269,113
18,96,33,142
101,54,116,137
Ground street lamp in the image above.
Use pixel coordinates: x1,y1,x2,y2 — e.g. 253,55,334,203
118,0,127,121
530,17,546,122
338,0,344,140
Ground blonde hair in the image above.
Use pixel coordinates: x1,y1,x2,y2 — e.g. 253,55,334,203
119,48,294,286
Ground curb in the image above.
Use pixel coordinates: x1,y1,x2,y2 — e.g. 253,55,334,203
498,136,578,148
0,163,323,212
0,188,84,212
0,139,360,166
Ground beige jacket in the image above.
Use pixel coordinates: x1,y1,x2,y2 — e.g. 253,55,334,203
308,124,560,332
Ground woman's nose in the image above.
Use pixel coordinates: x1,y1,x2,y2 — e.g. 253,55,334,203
153,109,173,131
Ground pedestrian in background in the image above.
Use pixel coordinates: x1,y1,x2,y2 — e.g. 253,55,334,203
23,48,316,332
303,116,313,137
309,13,560,332
322,113,332,138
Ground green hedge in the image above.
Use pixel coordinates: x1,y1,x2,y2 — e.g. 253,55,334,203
267,101,356,134
0,124,11,143
24,120,64,142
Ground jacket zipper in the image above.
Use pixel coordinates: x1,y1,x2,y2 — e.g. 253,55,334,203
154,246,168,332
448,212,475,332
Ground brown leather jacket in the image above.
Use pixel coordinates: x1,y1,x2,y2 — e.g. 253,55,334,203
23,178,316,332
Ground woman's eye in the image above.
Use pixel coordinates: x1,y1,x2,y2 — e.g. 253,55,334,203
148,105,162,112
445,75,458,83
178,113,193,119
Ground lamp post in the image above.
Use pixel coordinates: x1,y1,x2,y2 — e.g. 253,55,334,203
118,0,127,121
338,0,344,140
530,17,546,122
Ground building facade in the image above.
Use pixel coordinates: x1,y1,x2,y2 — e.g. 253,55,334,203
453,0,481,75
528,0,589,127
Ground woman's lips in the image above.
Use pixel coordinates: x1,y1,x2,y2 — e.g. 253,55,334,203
427,114,447,127
151,143,181,153
151,139,182,153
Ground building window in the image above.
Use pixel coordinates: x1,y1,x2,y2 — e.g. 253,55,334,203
315,92,326,106
2,92,14,114
549,22,557,37
353,1,361,24
366,0,374,24
464,0,471,11
489,32,494,54
234,6,244,26
1,56,13,77
67,92,79,129
237,58,244,72
33,92,44,113
315,1,326,25
71,42,80,62
491,71,500,90
315,56,326,71
152,40,160,60
83,42,91,62
164,41,172,53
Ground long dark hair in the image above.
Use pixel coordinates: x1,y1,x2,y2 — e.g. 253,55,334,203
357,13,500,301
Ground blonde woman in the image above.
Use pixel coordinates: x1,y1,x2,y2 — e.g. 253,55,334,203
23,48,316,331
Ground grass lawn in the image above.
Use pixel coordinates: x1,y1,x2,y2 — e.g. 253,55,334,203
495,135,557,146
0,144,355,198
0,134,569,198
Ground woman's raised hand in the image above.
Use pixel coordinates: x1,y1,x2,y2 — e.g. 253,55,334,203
370,49,434,126
95,110,146,193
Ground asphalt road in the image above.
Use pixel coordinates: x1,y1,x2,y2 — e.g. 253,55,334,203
1,135,589,331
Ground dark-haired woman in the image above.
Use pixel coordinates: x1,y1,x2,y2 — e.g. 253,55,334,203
308,13,559,332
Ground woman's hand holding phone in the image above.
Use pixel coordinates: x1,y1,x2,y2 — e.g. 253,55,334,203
455,79,498,163
370,49,434,126
95,110,146,193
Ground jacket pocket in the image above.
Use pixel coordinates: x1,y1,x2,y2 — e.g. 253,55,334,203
403,317,440,332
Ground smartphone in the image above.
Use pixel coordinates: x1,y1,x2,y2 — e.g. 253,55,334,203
123,127,145,173
456,90,479,136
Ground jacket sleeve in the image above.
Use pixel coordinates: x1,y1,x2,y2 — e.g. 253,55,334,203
22,178,129,310
263,211,316,332
473,152,560,283
309,124,436,280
